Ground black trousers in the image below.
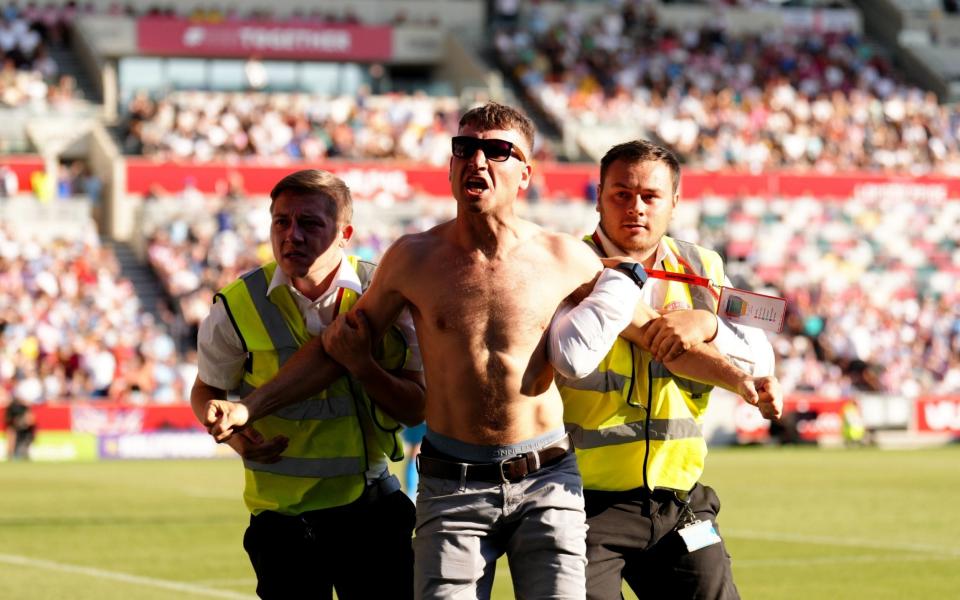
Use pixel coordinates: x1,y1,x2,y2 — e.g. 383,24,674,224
243,486,415,600
584,483,740,600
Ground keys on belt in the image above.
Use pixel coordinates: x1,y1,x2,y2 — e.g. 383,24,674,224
416,436,572,484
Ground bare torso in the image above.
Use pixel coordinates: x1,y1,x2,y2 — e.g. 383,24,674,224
370,219,600,444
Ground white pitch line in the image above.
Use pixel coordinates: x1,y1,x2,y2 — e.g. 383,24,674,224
0,554,257,599
726,530,960,558
193,578,258,586
736,553,959,568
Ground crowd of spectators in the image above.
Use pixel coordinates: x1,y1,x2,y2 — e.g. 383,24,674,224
122,91,463,165
137,188,960,402
0,222,194,406
494,1,960,174
686,192,960,397
0,2,79,109
3,182,957,407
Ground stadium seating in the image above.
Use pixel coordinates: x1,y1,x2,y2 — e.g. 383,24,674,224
0,218,193,405
494,1,960,172
132,189,960,401
4,0,959,409
121,91,461,164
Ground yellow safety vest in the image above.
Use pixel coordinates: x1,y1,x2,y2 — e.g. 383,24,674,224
216,256,409,515
560,234,725,492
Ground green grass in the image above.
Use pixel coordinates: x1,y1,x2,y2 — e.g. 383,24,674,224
1,446,959,599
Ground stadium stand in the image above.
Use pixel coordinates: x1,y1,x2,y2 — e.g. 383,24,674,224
1,0,958,455
0,218,193,406
494,0,960,171
120,90,462,163
133,190,960,401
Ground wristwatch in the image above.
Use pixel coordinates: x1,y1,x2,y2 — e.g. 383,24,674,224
613,262,648,288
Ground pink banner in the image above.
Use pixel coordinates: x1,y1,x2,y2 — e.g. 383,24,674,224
136,16,393,60
124,159,960,201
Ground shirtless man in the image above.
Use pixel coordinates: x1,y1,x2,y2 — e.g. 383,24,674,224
205,103,769,598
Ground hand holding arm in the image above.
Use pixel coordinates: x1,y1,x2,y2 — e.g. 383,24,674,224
637,309,718,363
324,309,426,426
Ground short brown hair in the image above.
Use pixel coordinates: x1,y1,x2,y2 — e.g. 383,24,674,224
269,169,353,223
459,102,535,157
600,140,681,194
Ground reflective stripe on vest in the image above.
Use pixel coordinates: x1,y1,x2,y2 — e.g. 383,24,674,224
567,418,703,448
561,235,724,492
243,456,363,478
240,266,298,366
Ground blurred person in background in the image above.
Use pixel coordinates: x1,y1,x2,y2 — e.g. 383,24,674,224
560,140,782,599
190,169,424,599
5,391,36,460
400,421,426,499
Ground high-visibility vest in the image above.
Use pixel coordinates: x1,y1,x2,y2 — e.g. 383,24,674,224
216,256,409,515
560,234,725,492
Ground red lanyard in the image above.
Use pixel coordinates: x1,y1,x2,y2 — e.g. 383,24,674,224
591,232,720,301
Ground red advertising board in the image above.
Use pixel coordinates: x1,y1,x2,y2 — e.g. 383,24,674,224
136,16,393,60
915,396,960,434
32,404,203,434
735,394,847,443
1,155,44,192
124,159,960,201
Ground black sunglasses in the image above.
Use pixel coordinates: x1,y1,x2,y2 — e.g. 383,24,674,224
451,136,527,163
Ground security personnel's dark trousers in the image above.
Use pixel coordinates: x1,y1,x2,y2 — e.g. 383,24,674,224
243,479,415,600
584,482,739,600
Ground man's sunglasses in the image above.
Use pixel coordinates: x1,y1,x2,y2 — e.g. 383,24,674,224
451,136,527,163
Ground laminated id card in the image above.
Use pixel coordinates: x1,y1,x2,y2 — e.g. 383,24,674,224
718,287,786,333
678,519,722,553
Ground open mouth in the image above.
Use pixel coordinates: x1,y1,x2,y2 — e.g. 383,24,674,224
464,177,489,194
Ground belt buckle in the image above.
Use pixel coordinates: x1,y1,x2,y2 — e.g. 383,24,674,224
497,455,525,484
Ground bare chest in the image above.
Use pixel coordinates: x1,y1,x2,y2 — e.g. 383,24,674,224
409,255,566,344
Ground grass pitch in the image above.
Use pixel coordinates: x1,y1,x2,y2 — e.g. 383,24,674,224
1,446,958,599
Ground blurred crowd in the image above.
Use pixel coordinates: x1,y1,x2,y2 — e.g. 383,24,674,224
0,222,194,407
686,192,960,397
3,187,958,406
134,189,960,405
122,91,462,165
494,1,960,174
0,2,78,108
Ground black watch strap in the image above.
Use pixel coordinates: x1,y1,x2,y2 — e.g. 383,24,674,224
613,262,648,288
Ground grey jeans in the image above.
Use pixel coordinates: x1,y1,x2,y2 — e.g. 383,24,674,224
413,452,587,600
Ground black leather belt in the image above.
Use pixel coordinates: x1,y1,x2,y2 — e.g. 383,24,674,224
417,435,572,484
